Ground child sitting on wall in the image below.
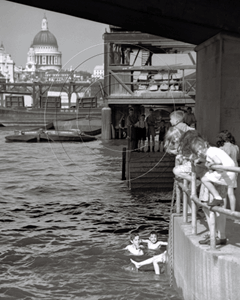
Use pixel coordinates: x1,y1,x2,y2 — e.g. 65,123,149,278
190,136,235,207
216,130,239,211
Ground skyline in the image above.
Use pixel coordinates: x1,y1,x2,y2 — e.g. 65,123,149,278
0,1,108,72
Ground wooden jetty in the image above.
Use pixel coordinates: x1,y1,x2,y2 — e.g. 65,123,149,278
123,149,175,191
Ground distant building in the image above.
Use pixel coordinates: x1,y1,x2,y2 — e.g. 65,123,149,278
0,42,15,82
25,15,62,73
45,70,73,82
92,64,104,79
45,69,91,82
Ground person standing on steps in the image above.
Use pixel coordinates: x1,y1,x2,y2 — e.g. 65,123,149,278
157,120,166,152
126,108,138,151
135,114,147,152
146,108,156,152
183,107,196,128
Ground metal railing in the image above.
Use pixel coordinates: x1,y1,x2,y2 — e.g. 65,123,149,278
175,162,240,249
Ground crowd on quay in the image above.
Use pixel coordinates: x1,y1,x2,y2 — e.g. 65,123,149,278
124,106,196,152
124,106,239,274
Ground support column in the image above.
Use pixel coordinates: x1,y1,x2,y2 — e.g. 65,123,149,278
102,107,112,140
195,32,240,210
104,42,110,105
195,32,240,144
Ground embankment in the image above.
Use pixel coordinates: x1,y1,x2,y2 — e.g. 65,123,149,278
171,216,240,300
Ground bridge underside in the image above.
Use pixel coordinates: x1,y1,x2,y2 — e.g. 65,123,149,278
8,0,240,45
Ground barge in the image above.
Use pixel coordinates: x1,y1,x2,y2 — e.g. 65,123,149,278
0,81,103,128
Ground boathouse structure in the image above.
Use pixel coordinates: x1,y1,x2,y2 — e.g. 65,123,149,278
102,26,196,140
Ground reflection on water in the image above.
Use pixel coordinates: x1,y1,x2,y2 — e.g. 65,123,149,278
0,129,182,300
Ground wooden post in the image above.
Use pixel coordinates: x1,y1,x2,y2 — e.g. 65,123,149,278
175,156,181,214
39,84,42,108
176,183,181,214
32,83,35,107
191,162,197,234
126,137,131,189
209,211,216,249
0,93,3,106
122,147,126,180
182,69,185,92
104,42,110,104
183,179,188,223
68,83,73,108
126,144,129,184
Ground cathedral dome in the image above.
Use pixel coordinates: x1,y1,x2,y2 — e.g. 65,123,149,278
32,30,58,47
26,15,62,73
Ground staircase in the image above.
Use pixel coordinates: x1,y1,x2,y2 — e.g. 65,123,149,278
127,152,175,191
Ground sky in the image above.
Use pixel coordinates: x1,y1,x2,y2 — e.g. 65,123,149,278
0,1,108,72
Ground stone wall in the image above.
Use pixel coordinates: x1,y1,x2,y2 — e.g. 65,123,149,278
172,216,240,300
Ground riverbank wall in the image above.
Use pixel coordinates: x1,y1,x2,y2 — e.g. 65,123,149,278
171,215,240,300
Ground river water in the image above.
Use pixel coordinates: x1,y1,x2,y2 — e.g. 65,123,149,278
0,128,182,300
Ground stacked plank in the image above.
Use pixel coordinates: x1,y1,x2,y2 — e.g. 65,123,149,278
127,152,175,191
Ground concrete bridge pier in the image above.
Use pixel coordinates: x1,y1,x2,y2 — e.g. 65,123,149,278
101,106,112,140
195,32,240,210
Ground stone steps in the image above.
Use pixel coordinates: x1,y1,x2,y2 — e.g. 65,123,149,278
128,152,175,191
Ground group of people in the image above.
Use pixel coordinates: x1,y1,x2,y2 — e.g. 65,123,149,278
165,109,239,245
124,107,239,274
125,107,166,152
124,231,168,275
125,106,196,153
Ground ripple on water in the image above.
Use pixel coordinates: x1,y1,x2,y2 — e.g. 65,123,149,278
0,131,182,300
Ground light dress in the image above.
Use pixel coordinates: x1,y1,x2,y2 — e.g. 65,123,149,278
220,142,239,188
172,126,197,177
203,147,235,187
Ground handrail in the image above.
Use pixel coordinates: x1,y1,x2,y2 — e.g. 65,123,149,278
175,162,240,249
211,164,240,173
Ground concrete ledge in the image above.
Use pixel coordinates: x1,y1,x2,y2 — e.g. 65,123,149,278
172,216,240,300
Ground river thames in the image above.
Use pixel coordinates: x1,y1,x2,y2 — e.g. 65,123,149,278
0,128,182,300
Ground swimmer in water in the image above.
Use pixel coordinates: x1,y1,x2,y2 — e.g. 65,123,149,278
130,251,167,275
141,231,168,250
123,232,144,256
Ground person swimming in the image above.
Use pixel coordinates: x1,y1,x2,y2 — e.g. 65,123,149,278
130,251,167,275
123,232,144,256
141,231,168,250
124,231,167,275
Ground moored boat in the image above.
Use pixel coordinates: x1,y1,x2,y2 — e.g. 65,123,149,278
5,129,97,143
